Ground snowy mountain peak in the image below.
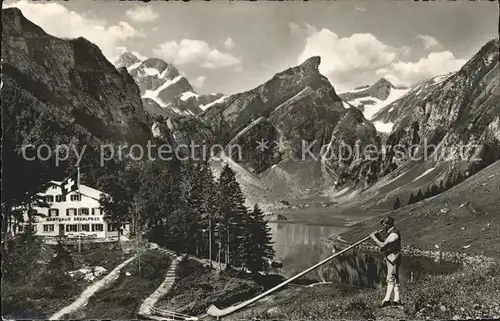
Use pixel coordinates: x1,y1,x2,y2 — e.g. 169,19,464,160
115,52,142,70
338,78,410,129
116,51,225,117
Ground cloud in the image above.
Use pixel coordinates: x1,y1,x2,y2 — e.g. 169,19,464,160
153,39,241,69
355,6,367,12
107,21,144,40
191,76,207,89
297,27,398,90
5,1,144,61
376,51,466,86
295,24,464,91
288,22,302,36
417,34,441,50
223,37,236,50
125,6,159,23
288,21,315,37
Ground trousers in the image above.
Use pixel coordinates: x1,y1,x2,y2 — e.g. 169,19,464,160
386,253,402,285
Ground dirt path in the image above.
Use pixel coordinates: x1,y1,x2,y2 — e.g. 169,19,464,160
49,254,138,320
138,249,179,317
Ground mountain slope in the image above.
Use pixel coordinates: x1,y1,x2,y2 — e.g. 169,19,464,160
325,38,500,212
1,8,153,202
339,78,409,132
192,57,387,201
376,38,500,174
2,8,152,143
344,160,500,258
115,52,224,117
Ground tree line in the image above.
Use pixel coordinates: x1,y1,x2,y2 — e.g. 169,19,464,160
393,160,494,210
1,104,275,273
97,157,275,273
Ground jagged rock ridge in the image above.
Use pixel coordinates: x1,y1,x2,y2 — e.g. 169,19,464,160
339,78,409,132
2,7,152,144
115,52,224,118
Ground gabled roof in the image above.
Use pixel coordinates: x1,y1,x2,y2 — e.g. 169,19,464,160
47,181,107,201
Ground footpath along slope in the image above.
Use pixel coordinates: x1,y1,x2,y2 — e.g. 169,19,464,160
49,253,138,320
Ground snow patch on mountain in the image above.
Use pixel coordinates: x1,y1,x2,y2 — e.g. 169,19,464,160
180,91,200,101
144,67,160,76
200,95,227,111
348,87,409,120
127,61,142,72
412,166,437,182
151,122,161,138
373,121,394,133
153,76,182,95
142,76,182,107
432,74,452,84
339,79,410,123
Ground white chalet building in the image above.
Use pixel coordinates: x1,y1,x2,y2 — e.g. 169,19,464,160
20,181,129,240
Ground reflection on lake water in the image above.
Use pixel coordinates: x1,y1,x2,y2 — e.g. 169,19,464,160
269,222,347,261
268,222,461,288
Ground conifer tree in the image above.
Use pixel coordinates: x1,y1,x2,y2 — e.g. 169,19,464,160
241,204,275,273
393,197,401,209
216,164,249,267
430,183,439,196
198,161,218,262
424,186,432,198
416,188,424,202
408,193,415,205
438,180,445,193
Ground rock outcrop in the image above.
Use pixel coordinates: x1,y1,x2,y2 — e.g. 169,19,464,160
372,38,500,179
115,52,224,117
2,8,152,144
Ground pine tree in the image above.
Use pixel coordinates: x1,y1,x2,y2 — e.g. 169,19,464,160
178,161,202,255
393,197,401,209
198,161,218,263
416,189,424,202
216,164,249,267
98,172,133,245
438,180,445,193
136,160,182,248
241,204,275,273
424,186,432,198
408,193,415,205
430,183,439,196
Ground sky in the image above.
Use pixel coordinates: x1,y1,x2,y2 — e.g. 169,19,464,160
4,0,499,94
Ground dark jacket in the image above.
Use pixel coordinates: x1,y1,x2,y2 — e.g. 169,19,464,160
380,228,401,257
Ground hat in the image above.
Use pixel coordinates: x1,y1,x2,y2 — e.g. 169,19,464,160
380,216,395,227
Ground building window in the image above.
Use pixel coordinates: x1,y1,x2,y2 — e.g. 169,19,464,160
66,208,77,216
45,195,54,203
18,225,23,232
48,209,59,217
66,224,78,232
78,208,90,216
92,208,103,216
55,195,66,202
43,224,55,232
92,224,104,232
80,224,90,232
52,185,58,190
70,194,81,202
